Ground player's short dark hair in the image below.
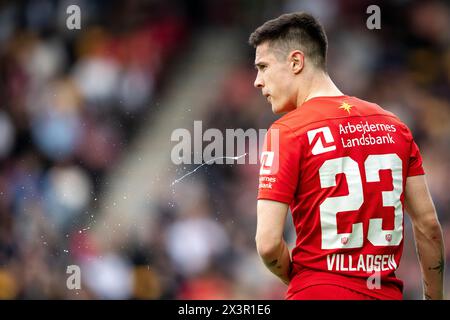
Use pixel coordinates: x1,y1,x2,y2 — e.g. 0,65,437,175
249,12,328,70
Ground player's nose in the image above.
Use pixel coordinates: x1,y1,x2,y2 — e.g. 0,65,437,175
254,74,264,88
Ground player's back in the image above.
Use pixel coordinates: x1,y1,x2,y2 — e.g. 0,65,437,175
258,95,424,299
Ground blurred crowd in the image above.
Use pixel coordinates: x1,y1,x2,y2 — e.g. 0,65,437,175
1,0,450,299
0,0,191,298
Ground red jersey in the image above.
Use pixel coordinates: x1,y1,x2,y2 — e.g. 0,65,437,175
257,95,424,300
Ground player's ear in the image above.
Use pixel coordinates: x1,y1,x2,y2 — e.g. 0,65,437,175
289,50,304,74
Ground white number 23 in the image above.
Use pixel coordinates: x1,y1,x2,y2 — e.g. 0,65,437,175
319,154,403,249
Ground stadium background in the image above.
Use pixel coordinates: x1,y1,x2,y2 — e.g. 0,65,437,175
0,0,449,299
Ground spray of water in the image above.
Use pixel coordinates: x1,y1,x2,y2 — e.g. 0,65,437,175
171,153,247,186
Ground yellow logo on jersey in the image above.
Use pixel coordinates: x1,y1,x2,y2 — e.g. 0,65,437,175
339,102,353,114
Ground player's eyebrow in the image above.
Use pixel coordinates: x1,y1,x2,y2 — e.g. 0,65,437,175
254,62,267,70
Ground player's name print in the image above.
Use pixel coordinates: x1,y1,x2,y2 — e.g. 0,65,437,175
339,121,396,148
326,253,397,272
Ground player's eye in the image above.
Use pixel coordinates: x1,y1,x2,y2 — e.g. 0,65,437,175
255,64,267,71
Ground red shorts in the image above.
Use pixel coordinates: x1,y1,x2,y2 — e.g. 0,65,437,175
287,284,378,300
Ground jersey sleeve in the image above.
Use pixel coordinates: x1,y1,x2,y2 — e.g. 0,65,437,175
257,123,301,204
408,140,425,177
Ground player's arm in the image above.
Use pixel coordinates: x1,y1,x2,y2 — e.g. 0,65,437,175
255,199,291,285
404,175,445,300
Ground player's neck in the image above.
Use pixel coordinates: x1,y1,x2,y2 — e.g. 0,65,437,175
299,72,344,106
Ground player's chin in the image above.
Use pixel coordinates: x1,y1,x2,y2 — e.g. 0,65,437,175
271,103,282,114
271,103,287,114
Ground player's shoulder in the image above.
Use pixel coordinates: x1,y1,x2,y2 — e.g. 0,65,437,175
271,95,414,139
350,96,413,133
350,96,398,119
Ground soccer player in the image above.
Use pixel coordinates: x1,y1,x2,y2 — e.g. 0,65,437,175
250,12,445,300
